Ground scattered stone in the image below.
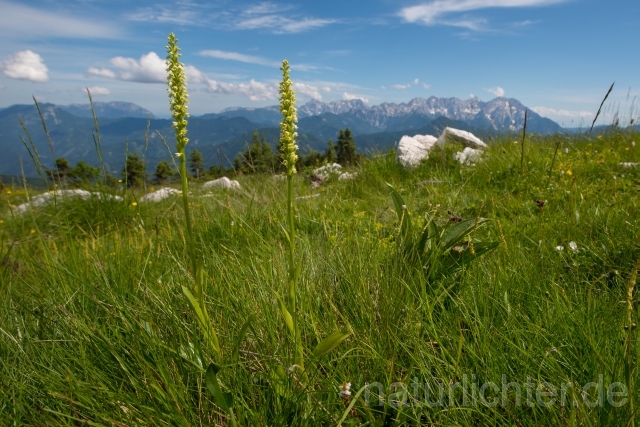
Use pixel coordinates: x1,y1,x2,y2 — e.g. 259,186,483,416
396,134,438,167
454,147,483,166
436,127,487,150
140,187,181,202
12,189,122,215
202,177,241,190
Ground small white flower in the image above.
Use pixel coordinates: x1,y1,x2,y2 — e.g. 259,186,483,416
569,241,578,251
564,148,569,154
556,246,565,251
230,221,235,226
632,141,636,148
339,382,352,397
402,204,407,210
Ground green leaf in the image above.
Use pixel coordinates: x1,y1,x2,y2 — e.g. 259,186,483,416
182,286,220,354
312,331,350,360
232,314,255,357
205,363,233,411
387,183,412,242
442,218,489,250
275,294,294,335
270,366,289,397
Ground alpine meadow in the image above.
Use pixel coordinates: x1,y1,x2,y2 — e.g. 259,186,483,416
1,28,640,427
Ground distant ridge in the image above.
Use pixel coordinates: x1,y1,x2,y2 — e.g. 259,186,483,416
211,96,562,134
60,101,154,119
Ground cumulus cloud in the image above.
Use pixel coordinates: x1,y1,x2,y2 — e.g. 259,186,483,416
294,82,323,100
205,79,278,101
531,106,592,118
399,0,566,30
486,86,505,97
422,83,431,89
86,52,166,83
413,78,420,84
85,86,110,96
1,50,49,82
343,92,369,103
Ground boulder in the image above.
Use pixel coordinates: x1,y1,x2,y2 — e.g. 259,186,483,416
140,187,181,202
396,134,438,167
436,127,487,149
202,177,241,190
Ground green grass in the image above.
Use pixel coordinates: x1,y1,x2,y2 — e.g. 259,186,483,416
0,131,638,426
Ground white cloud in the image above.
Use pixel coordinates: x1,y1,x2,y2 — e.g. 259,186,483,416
199,49,316,71
486,86,505,97
294,82,323,100
381,85,386,89
86,52,166,83
392,84,411,90
399,0,566,30
1,50,49,82
233,4,336,34
413,78,420,84
0,0,121,39
322,86,332,92
126,7,202,25
199,50,278,67
531,106,593,118
205,79,278,101
343,92,369,103
85,86,110,96
422,83,431,89
236,15,336,33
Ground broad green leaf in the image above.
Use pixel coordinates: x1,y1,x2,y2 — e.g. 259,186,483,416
182,286,220,354
270,366,289,397
276,294,294,335
205,363,233,411
442,218,490,250
312,331,350,359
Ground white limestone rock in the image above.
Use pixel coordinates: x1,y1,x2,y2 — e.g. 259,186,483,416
12,189,122,214
140,187,181,202
455,147,483,166
202,177,241,191
436,127,487,150
396,134,438,167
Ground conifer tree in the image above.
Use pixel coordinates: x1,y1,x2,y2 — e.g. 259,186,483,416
154,160,175,184
122,153,147,187
189,149,204,179
336,128,356,166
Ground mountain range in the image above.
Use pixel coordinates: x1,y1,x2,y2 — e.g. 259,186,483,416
0,96,562,177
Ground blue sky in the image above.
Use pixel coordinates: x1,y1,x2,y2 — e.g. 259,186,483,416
1,0,639,127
